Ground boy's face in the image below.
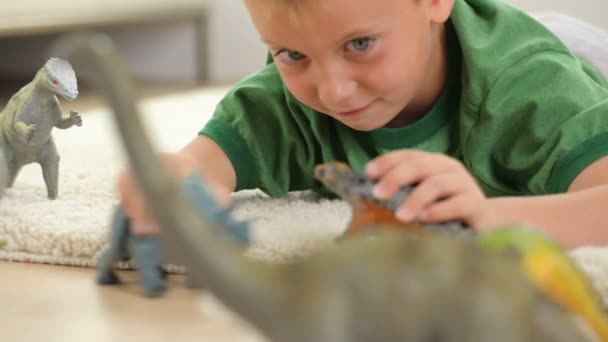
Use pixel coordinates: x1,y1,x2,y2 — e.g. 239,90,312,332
246,0,453,131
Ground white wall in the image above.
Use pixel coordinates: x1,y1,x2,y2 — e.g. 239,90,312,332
508,0,608,30
206,0,267,82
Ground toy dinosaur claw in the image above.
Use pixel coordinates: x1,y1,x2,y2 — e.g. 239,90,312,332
159,266,169,279
97,269,120,285
24,124,37,143
70,110,83,127
137,264,166,297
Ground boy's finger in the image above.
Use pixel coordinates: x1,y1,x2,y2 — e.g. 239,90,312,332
116,170,146,220
418,193,478,224
131,217,161,235
365,150,421,177
398,173,465,216
372,157,452,199
366,149,454,178
372,162,422,199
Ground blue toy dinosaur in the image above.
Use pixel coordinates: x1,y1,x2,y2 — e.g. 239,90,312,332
96,174,251,297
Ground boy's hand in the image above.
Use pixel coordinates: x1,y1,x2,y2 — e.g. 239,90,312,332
365,150,490,228
116,151,203,235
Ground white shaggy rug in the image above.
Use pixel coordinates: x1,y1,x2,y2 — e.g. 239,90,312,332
0,87,348,267
1,86,608,306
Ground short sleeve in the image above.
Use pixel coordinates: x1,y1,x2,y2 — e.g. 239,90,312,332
463,50,608,196
199,64,323,196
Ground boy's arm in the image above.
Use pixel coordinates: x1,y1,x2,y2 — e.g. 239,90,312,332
568,155,608,192
180,135,237,205
482,156,608,249
118,135,236,235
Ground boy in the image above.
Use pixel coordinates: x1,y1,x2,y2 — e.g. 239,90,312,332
119,0,608,249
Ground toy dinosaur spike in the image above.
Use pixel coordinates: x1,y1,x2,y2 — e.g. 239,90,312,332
0,57,82,199
58,32,594,342
314,161,469,238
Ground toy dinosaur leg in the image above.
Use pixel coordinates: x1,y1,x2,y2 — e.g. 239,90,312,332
130,235,166,297
96,250,120,285
7,168,21,188
0,157,7,197
0,141,9,196
6,157,23,188
96,206,130,285
39,147,60,199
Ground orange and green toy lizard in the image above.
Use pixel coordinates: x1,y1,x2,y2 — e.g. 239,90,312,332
314,161,468,238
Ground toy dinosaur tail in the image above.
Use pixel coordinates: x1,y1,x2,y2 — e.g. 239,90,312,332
55,33,288,334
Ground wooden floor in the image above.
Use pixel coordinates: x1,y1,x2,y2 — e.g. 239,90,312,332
0,78,267,342
0,261,265,342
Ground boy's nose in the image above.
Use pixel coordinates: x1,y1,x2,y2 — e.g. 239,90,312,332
316,72,356,111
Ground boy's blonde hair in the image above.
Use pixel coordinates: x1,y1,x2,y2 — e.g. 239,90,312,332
243,0,326,25
245,0,420,7
245,0,422,21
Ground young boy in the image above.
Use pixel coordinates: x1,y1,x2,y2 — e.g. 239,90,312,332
119,0,608,249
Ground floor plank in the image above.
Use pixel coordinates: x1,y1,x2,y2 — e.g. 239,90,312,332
0,261,265,342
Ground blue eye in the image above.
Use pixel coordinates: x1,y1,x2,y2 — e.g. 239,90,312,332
286,50,305,61
347,37,374,52
273,49,307,65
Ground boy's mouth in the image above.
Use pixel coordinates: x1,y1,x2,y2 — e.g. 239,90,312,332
338,100,376,116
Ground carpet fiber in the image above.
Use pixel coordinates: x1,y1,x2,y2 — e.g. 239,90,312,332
1,87,607,304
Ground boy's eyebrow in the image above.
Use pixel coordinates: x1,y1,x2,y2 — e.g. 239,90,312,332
262,24,383,50
336,27,378,43
261,38,281,47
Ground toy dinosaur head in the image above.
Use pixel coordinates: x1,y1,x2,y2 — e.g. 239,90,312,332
315,161,417,210
314,161,365,199
44,58,79,101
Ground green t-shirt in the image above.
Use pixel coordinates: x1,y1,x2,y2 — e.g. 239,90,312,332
201,0,608,198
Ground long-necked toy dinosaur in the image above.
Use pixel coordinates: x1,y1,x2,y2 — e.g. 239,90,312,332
57,33,602,342
0,58,82,199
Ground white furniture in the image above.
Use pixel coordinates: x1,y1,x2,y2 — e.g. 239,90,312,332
0,0,209,82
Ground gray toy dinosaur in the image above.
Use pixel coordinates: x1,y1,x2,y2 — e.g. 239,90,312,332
0,58,82,199
58,34,597,342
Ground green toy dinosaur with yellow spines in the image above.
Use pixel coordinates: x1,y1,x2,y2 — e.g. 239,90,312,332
477,226,608,341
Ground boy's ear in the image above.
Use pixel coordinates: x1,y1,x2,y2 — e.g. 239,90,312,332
428,0,455,23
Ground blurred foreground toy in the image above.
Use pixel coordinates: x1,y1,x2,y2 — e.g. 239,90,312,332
0,58,82,199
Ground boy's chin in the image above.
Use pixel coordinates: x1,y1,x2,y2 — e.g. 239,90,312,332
337,119,389,132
